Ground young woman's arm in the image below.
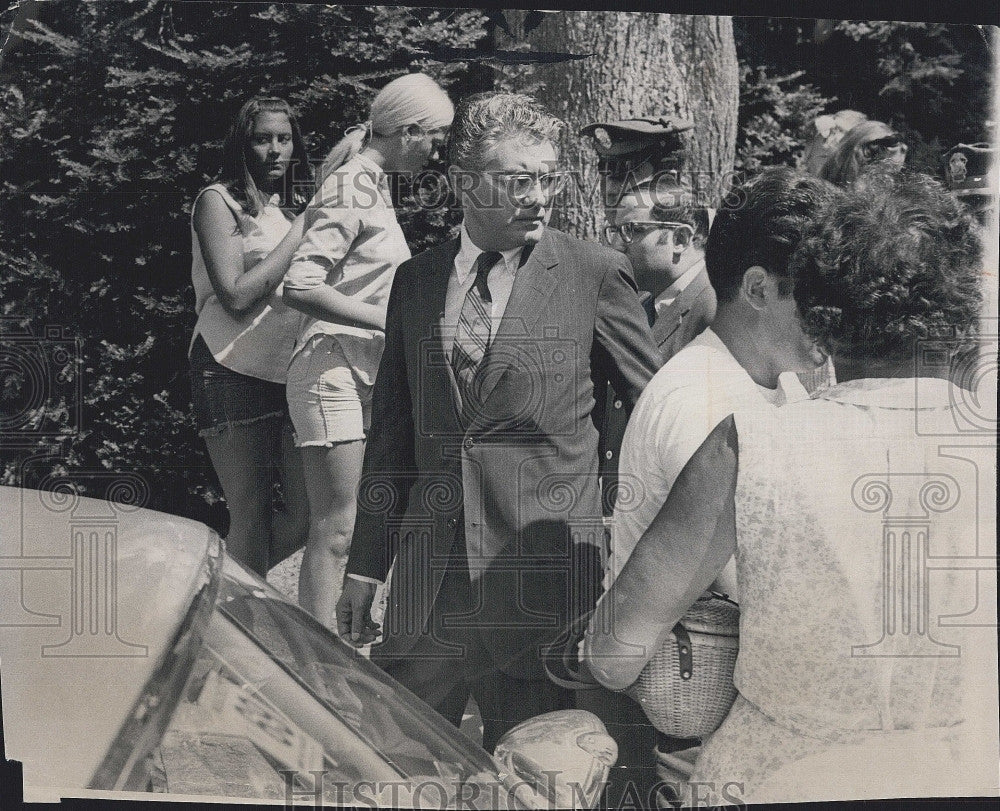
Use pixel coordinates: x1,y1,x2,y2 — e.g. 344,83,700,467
281,188,387,330
283,285,386,331
193,189,306,318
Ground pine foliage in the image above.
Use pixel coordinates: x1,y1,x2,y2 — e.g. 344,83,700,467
1,1,487,524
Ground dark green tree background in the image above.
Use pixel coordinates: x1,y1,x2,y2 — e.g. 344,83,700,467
734,18,994,172
1,4,994,529
0,2,490,527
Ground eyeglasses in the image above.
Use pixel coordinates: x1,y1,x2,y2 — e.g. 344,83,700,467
480,171,570,204
863,134,907,160
869,134,905,149
603,220,695,248
401,124,450,142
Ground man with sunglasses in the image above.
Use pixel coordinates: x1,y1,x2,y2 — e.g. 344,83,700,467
603,186,716,359
594,182,718,523
338,92,661,751
583,124,718,531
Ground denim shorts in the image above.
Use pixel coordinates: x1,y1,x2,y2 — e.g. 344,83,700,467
189,334,287,437
286,334,372,446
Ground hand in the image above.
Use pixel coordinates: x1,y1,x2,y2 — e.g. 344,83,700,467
336,578,380,647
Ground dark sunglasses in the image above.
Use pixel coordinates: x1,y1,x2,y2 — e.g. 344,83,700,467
864,134,907,153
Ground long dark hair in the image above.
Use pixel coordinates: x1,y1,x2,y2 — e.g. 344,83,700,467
219,96,312,217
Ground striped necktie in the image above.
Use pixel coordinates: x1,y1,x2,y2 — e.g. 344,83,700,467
452,250,502,401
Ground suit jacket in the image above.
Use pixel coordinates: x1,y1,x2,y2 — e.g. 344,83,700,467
649,264,716,363
596,264,716,513
348,227,661,678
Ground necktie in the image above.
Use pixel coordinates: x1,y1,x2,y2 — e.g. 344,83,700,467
452,250,502,402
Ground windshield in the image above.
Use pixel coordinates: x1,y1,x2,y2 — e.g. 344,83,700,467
217,574,501,779
146,566,521,808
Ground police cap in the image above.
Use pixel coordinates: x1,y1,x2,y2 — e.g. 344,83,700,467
579,115,694,158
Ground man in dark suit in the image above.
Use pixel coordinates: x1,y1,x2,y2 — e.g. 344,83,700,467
608,188,716,360
337,92,661,751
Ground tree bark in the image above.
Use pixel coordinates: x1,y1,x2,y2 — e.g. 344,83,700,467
502,12,738,239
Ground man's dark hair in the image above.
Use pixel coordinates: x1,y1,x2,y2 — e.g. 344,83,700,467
791,168,983,366
705,168,840,303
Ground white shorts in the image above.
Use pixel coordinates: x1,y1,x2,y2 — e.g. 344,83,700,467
286,335,371,446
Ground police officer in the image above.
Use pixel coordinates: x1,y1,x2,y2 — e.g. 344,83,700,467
580,115,693,206
579,116,715,517
577,115,716,809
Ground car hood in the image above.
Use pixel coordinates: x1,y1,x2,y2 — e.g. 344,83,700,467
0,485,218,797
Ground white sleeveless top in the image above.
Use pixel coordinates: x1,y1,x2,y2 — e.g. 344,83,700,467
190,183,302,383
731,378,984,739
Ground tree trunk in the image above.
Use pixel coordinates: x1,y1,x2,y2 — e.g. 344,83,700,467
502,12,738,239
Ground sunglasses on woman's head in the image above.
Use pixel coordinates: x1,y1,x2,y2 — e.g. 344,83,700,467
864,135,907,159
872,134,904,148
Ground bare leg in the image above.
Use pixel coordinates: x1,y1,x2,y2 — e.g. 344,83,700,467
203,418,283,577
269,420,310,567
297,440,366,629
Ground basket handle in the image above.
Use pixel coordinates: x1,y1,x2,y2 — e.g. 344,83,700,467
705,590,739,608
673,621,694,681
674,592,738,680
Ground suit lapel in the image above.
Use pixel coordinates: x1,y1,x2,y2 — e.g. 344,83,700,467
413,237,465,418
651,266,712,348
474,230,560,408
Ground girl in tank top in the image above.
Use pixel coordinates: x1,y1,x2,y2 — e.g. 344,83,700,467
189,96,313,576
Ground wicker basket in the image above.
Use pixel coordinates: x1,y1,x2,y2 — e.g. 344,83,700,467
625,593,739,739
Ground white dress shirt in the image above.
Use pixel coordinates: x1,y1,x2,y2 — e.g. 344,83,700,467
442,223,524,357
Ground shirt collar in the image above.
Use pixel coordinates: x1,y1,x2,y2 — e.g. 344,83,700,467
455,222,523,283
654,257,705,312
816,377,954,409
354,151,391,202
354,150,385,180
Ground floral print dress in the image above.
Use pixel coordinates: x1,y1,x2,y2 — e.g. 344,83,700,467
689,378,994,804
